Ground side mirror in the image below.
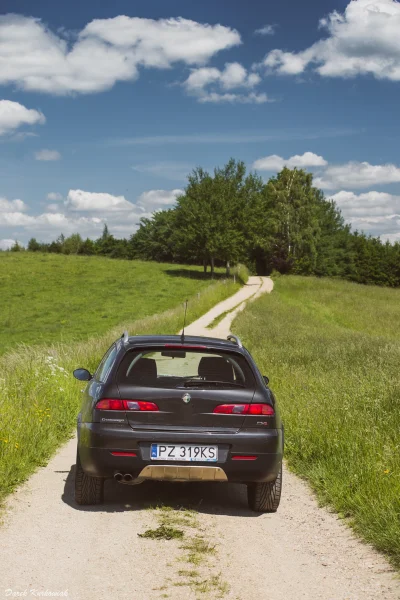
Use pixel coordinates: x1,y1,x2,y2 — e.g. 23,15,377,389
263,375,269,386
73,368,92,381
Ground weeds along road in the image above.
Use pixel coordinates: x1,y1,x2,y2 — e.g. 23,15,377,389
0,276,399,600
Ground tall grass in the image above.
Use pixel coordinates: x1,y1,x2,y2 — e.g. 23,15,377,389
0,278,239,503
234,276,400,567
0,253,230,354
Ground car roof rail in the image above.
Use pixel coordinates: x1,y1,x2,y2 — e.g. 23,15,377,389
227,334,243,349
121,331,129,345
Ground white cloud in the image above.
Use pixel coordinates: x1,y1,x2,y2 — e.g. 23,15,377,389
35,149,61,161
0,238,16,250
184,62,271,103
254,24,276,36
0,14,240,95
0,197,28,212
349,214,400,238
253,151,327,171
328,190,400,239
199,91,270,104
65,189,135,212
258,0,400,81
0,210,104,238
47,192,63,201
137,189,183,210
0,100,45,136
384,231,400,242
315,161,400,189
0,187,188,242
329,190,400,217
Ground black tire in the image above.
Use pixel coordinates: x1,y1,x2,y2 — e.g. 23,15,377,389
247,465,282,513
74,450,104,505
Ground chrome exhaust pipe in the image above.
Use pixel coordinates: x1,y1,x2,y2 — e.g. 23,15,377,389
114,472,124,482
123,474,133,482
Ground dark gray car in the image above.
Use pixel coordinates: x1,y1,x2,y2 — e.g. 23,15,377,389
73,333,283,511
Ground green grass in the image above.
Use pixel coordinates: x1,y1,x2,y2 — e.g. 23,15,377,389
0,275,240,504
206,301,244,329
0,253,230,354
138,525,184,540
234,276,400,567
146,504,227,598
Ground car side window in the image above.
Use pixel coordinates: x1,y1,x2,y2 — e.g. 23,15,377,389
96,345,118,383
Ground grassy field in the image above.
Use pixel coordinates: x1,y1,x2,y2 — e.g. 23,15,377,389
234,276,400,567
0,253,231,354
0,257,243,503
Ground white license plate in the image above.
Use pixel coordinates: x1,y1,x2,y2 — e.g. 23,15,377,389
150,444,218,462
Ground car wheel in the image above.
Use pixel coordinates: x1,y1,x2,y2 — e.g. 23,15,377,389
247,465,282,513
74,450,104,505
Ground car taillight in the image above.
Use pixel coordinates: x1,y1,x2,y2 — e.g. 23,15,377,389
124,400,159,411
96,399,125,410
247,403,275,415
213,403,274,415
95,399,159,411
214,404,248,414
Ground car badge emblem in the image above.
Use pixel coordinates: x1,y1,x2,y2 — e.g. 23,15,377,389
182,393,191,404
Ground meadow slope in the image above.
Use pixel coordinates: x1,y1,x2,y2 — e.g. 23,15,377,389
0,253,232,354
234,276,400,567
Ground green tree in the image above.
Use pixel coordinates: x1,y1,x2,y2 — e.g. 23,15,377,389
130,210,177,262
10,241,23,252
27,238,41,252
62,233,83,255
175,159,249,276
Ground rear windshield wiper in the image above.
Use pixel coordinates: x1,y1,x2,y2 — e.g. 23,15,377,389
181,379,245,388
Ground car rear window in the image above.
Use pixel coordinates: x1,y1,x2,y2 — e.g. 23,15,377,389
116,348,255,389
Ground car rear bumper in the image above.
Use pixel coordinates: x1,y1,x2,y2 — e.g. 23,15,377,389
78,423,283,483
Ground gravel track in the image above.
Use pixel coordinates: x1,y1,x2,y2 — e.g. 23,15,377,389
1,276,398,600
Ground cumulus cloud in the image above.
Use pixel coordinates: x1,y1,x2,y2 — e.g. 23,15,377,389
329,190,400,217
184,62,271,103
327,190,400,239
47,192,63,201
35,149,61,161
0,100,45,136
0,210,104,238
348,214,400,238
315,161,400,189
137,188,183,210
0,197,28,212
65,189,135,212
253,151,327,171
0,14,240,95
258,0,400,81
0,187,187,242
0,238,16,250
254,24,276,35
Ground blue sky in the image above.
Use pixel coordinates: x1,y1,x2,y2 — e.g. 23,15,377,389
1,0,400,247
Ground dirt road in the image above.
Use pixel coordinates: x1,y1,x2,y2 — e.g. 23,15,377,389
1,277,399,600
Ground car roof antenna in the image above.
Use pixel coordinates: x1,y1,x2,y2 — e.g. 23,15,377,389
181,299,189,344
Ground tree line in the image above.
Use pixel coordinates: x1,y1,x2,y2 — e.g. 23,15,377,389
7,159,400,287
